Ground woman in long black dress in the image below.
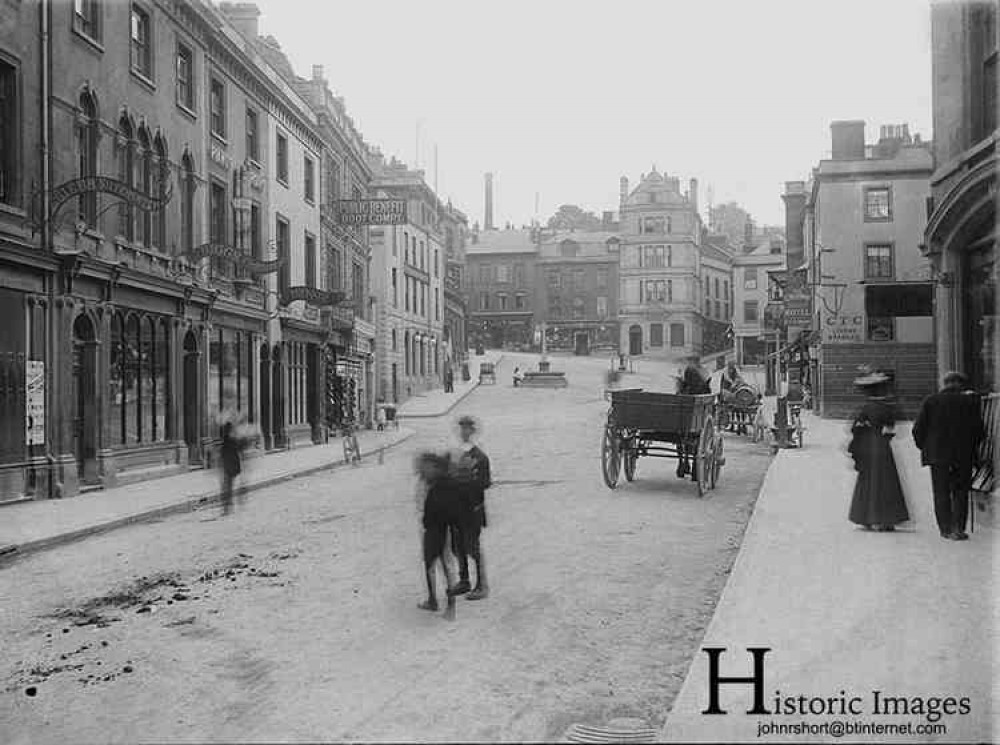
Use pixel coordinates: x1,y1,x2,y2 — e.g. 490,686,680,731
847,371,910,531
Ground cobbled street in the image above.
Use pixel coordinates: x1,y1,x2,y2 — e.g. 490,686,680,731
0,355,772,743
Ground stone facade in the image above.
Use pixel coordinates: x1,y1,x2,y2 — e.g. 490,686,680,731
804,121,936,418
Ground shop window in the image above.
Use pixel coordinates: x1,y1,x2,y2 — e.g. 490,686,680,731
0,60,18,206
867,317,894,342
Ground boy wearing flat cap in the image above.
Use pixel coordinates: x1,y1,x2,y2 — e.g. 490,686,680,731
448,415,492,600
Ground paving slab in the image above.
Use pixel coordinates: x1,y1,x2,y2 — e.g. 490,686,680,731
660,413,997,743
0,427,414,563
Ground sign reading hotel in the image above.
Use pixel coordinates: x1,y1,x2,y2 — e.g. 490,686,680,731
336,199,407,226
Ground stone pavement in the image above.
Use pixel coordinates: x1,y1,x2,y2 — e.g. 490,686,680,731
660,411,997,743
395,350,504,418
0,426,414,563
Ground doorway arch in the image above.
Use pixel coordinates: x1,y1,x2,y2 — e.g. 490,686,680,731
628,324,643,356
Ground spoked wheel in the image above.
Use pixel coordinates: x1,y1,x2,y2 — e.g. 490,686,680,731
696,416,715,497
601,423,622,489
623,437,638,482
710,433,724,489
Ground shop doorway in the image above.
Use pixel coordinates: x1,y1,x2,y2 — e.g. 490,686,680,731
72,314,99,484
628,325,643,356
963,243,996,393
259,343,271,450
182,330,201,464
574,332,590,356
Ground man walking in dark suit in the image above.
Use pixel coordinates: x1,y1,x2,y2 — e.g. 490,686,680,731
912,371,985,541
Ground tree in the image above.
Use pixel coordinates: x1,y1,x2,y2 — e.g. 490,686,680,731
546,204,603,231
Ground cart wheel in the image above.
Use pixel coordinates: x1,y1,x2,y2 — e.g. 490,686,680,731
710,434,724,488
624,439,638,482
794,424,805,448
601,424,621,489
696,417,714,497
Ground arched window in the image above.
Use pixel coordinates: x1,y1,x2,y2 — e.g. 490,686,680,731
110,312,125,444
153,134,167,250
181,152,195,254
137,127,152,246
78,91,99,227
118,114,134,241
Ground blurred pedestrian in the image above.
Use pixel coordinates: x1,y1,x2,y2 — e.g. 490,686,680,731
678,354,711,395
218,420,248,517
512,366,524,387
846,370,910,532
415,452,460,620
448,415,492,600
912,371,986,541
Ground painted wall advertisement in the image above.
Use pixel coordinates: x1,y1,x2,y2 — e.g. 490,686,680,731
25,360,45,445
822,314,864,344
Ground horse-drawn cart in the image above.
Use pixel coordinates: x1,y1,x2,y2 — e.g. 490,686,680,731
601,389,725,497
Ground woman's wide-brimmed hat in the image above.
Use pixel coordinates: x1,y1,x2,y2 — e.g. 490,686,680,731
854,371,890,387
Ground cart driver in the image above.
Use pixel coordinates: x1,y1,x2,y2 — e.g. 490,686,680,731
720,361,743,401
678,354,711,395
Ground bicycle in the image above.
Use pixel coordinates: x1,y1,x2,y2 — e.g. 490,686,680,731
341,421,362,465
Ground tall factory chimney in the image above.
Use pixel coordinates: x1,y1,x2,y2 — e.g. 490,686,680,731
484,172,495,231
688,177,698,213
619,176,629,210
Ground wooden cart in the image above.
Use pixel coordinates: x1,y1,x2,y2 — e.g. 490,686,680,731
601,389,724,497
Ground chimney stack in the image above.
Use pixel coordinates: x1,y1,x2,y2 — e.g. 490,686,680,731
219,2,261,40
619,176,628,209
688,177,698,213
830,120,866,160
312,65,324,82
484,173,494,231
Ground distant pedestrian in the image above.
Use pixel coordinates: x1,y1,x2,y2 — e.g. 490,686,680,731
846,370,910,532
218,420,249,517
448,415,492,600
912,371,985,541
512,366,524,387
415,452,460,620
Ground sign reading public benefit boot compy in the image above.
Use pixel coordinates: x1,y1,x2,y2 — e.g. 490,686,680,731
336,199,407,225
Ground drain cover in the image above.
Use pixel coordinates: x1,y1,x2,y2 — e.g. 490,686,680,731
562,722,658,744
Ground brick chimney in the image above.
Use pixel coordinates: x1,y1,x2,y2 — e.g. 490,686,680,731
782,181,807,269
219,2,261,40
830,120,866,160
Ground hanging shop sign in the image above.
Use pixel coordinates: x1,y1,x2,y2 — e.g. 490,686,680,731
25,360,45,445
28,175,173,235
181,243,284,274
282,286,346,307
335,199,407,226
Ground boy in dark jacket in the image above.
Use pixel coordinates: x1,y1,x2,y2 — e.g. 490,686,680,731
448,416,492,600
415,452,459,620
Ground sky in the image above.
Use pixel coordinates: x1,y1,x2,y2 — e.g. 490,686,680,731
251,0,933,229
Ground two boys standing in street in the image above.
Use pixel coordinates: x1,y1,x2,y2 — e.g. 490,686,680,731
415,415,492,617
